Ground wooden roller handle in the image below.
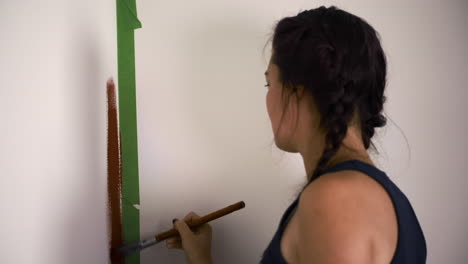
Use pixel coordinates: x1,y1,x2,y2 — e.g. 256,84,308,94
155,201,245,242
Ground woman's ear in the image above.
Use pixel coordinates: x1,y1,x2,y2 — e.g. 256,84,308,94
295,85,306,99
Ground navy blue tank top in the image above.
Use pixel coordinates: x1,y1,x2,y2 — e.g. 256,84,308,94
260,159,427,263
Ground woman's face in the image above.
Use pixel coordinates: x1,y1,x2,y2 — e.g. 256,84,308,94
265,58,323,153
265,60,298,152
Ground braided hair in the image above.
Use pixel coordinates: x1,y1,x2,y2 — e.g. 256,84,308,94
269,6,387,186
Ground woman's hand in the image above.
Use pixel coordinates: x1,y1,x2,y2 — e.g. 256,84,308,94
166,211,214,264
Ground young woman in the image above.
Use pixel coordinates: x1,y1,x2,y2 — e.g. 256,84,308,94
167,5,426,264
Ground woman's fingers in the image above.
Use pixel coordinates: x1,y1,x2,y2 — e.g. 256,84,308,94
167,240,182,249
166,237,181,243
167,242,182,249
173,219,196,240
184,211,200,221
167,210,213,263
183,211,203,233
167,211,207,248
166,236,182,248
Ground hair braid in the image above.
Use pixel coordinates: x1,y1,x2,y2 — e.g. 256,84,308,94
361,94,387,150
308,78,356,184
362,113,387,150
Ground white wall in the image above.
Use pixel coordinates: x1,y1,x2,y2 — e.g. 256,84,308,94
135,0,468,263
1,0,467,264
0,1,116,263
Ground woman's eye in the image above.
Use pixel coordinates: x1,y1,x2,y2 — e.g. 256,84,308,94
264,83,270,88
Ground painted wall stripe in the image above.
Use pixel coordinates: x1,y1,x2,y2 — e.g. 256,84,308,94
107,80,123,264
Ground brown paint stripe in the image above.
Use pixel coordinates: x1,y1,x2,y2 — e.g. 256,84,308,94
107,79,123,264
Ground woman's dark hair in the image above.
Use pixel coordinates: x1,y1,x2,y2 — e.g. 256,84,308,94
267,6,387,184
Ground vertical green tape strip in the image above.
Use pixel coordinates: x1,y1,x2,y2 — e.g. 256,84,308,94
116,0,142,263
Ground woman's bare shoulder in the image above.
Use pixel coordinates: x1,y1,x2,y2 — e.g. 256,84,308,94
294,170,398,263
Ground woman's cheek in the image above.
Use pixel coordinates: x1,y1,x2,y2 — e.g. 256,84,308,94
266,89,278,134
266,89,272,120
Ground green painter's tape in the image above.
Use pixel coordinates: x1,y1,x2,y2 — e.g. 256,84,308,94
116,0,142,263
